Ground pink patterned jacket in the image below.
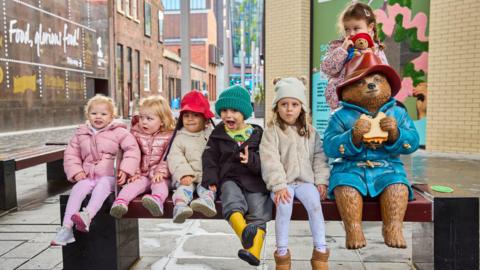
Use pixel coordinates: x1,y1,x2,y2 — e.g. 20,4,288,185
320,39,388,110
63,121,141,181
130,116,174,180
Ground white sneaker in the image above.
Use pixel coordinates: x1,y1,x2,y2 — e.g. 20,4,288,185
72,208,91,232
110,203,128,219
51,226,75,246
190,196,217,217
172,205,193,224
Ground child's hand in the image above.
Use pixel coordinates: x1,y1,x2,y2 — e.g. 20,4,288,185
73,171,87,182
117,170,127,185
127,174,140,183
152,172,166,183
342,36,354,50
239,145,249,164
317,184,327,201
274,188,292,205
209,185,217,193
180,175,194,186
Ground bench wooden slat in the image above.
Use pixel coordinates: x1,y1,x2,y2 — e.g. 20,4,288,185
122,189,432,222
15,147,65,170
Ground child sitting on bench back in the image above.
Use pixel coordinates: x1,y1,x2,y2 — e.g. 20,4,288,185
110,95,175,218
167,90,217,223
202,85,272,266
260,77,330,270
51,95,140,246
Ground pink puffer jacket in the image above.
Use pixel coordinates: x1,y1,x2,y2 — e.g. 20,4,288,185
63,121,141,181
130,116,174,179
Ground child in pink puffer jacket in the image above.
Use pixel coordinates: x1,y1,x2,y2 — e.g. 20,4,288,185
110,95,175,218
51,95,141,246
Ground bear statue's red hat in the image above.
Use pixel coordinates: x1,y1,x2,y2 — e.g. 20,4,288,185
350,33,374,48
336,52,401,100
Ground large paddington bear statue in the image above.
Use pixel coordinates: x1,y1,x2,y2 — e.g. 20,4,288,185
323,52,419,249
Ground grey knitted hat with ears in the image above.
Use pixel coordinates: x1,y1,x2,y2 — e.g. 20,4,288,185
272,77,309,113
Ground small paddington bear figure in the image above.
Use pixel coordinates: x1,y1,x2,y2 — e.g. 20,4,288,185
323,52,419,249
346,33,375,61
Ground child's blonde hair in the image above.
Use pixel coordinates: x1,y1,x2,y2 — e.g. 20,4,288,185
139,95,176,132
84,94,118,118
337,2,384,50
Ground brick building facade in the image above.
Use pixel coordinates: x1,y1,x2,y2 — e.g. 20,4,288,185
113,0,167,117
163,0,219,100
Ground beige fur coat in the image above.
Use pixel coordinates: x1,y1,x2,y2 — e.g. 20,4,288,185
260,123,330,192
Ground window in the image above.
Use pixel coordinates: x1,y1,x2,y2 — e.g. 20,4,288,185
158,65,163,92
135,50,140,95
144,61,151,91
191,0,205,10
144,2,152,37
163,0,179,10
158,9,164,42
132,0,138,19
127,47,132,83
116,44,124,91
116,0,123,13
125,0,130,16
163,0,205,10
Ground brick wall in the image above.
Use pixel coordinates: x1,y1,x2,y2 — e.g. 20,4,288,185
264,0,310,121
427,0,480,153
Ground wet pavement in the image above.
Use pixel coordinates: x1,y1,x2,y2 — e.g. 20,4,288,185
0,120,479,269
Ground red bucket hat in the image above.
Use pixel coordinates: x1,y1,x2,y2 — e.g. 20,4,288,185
180,90,214,119
336,52,401,101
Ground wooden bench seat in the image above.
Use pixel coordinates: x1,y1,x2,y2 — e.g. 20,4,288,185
122,186,432,222
0,145,67,210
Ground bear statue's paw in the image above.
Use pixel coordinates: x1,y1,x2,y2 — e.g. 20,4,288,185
382,223,407,248
345,223,367,249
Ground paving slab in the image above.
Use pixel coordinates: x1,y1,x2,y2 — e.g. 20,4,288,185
2,242,50,258
164,257,262,270
0,257,28,270
363,262,414,270
16,247,61,270
0,240,24,256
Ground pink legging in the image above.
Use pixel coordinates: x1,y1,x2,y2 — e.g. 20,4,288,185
63,176,115,227
115,176,169,205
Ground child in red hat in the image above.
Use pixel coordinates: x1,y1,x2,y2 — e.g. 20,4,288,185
166,90,217,223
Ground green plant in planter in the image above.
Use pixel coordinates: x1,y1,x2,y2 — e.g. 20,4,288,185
253,85,265,104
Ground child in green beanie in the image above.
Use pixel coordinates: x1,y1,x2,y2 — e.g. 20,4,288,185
202,85,272,266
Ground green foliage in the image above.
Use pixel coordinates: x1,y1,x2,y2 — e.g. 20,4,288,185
388,0,412,8
393,15,429,52
402,62,426,86
253,84,264,104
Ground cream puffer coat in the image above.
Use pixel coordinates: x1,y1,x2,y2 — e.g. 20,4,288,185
259,123,330,192
167,127,212,184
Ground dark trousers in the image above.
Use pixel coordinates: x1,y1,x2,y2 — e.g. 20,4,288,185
220,180,272,230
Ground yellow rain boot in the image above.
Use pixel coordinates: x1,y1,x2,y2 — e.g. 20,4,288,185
238,227,265,266
228,212,257,249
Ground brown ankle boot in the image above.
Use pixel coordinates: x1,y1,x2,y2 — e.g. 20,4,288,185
311,249,329,270
274,250,291,270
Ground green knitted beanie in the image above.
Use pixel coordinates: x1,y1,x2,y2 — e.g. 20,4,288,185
215,85,253,119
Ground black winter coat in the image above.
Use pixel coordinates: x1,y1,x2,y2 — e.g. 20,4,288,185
201,122,267,193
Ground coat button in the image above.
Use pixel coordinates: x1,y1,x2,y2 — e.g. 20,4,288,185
403,143,411,149
339,144,345,155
